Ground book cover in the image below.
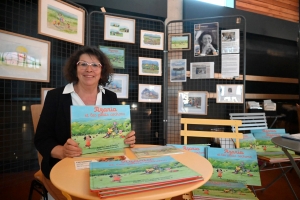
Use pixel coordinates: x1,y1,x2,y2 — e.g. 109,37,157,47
233,133,256,150
192,180,257,200
89,155,202,191
71,105,131,157
207,147,261,186
251,128,286,134
166,144,208,157
130,145,184,159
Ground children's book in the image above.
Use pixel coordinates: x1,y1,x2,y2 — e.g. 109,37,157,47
233,133,256,150
166,144,209,157
70,105,131,157
89,155,203,192
206,147,261,186
130,145,184,159
251,128,286,134
192,180,258,200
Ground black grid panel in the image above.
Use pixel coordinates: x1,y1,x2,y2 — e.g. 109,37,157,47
89,12,165,145
166,16,246,145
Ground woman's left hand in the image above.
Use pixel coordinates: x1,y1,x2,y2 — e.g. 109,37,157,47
124,130,136,147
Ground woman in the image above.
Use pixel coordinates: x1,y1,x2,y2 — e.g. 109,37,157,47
197,31,218,56
34,46,136,200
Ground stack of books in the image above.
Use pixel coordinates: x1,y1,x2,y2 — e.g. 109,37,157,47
89,155,203,198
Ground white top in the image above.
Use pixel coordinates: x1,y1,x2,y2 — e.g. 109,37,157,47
62,83,105,105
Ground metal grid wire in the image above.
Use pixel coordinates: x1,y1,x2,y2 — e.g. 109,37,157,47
165,16,246,146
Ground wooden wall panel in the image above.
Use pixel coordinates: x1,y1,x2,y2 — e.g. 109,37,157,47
236,0,299,23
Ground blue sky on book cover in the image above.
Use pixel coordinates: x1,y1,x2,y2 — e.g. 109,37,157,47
251,128,286,134
207,147,261,186
167,144,208,157
70,105,131,155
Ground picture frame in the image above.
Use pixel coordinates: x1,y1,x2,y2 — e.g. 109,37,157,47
99,45,125,69
38,0,85,45
104,15,135,44
177,91,208,115
138,84,162,103
140,30,164,50
104,73,129,99
216,84,244,104
138,57,162,76
0,30,51,82
168,33,191,51
190,62,214,79
170,59,187,82
41,88,54,104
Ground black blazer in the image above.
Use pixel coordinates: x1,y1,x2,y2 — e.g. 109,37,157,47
34,86,119,179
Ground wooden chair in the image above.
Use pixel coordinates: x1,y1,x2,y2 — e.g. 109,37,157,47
28,104,48,200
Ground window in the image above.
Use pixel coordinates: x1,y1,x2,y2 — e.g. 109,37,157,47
198,0,234,8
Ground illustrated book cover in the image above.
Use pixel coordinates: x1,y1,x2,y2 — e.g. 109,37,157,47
130,145,184,159
166,144,209,157
207,147,261,186
233,133,256,150
70,105,131,157
89,155,203,192
251,128,286,134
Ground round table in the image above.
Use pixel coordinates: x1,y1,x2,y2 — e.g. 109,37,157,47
50,144,213,200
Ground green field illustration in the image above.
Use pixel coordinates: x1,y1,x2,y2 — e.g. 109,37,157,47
141,59,159,74
143,34,161,45
171,36,188,49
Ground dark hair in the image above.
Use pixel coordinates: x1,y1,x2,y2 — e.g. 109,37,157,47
198,31,214,45
63,46,114,86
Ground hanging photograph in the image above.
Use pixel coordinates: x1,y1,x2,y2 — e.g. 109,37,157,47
104,73,129,99
194,22,219,57
138,84,161,103
0,30,51,82
38,0,85,45
140,30,164,50
41,88,54,104
104,15,135,44
99,45,125,69
170,59,187,82
216,84,243,104
221,29,240,54
138,57,162,76
177,91,208,115
190,62,214,79
168,33,191,51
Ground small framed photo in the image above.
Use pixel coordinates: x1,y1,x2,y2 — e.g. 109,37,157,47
138,84,161,103
216,84,243,104
138,57,162,76
140,30,164,50
0,30,51,82
168,33,191,51
170,59,187,82
105,73,129,99
99,45,125,69
190,62,214,79
41,88,54,104
178,91,208,115
104,15,135,44
38,0,85,45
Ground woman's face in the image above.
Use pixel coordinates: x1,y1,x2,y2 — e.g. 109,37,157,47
76,53,102,87
201,34,212,45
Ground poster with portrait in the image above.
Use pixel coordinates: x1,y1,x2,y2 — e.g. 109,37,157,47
194,22,219,57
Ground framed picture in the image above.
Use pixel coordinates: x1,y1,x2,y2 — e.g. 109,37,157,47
0,30,51,82
140,30,164,50
168,33,191,51
41,88,54,104
190,62,214,79
194,22,219,57
99,45,125,69
138,84,162,103
177,91,208,115
104,73,129,99
138,57,162,76
170,59,187,82
104,15,135,44
38,0,85,45
216,84,243,104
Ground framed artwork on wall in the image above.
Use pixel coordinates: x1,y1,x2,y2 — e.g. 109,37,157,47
104,73,129,99
170,59,187,82
0,30,51,82
138,57,162,76
99,45,125,69
140,30,164,50
177,91,208,115
168,33,191,51
138,84,161,103
41,88,54,104
38,0,85,45
216,84,243,103
104,15,135,44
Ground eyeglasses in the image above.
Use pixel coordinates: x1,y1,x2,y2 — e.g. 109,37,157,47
76,61,102,70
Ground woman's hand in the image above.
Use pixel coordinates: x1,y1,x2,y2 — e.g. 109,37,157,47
51,138,82,159
202,43,217,55
124,130,136,147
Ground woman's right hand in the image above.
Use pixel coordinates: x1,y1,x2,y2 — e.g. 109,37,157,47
63,138,82,158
